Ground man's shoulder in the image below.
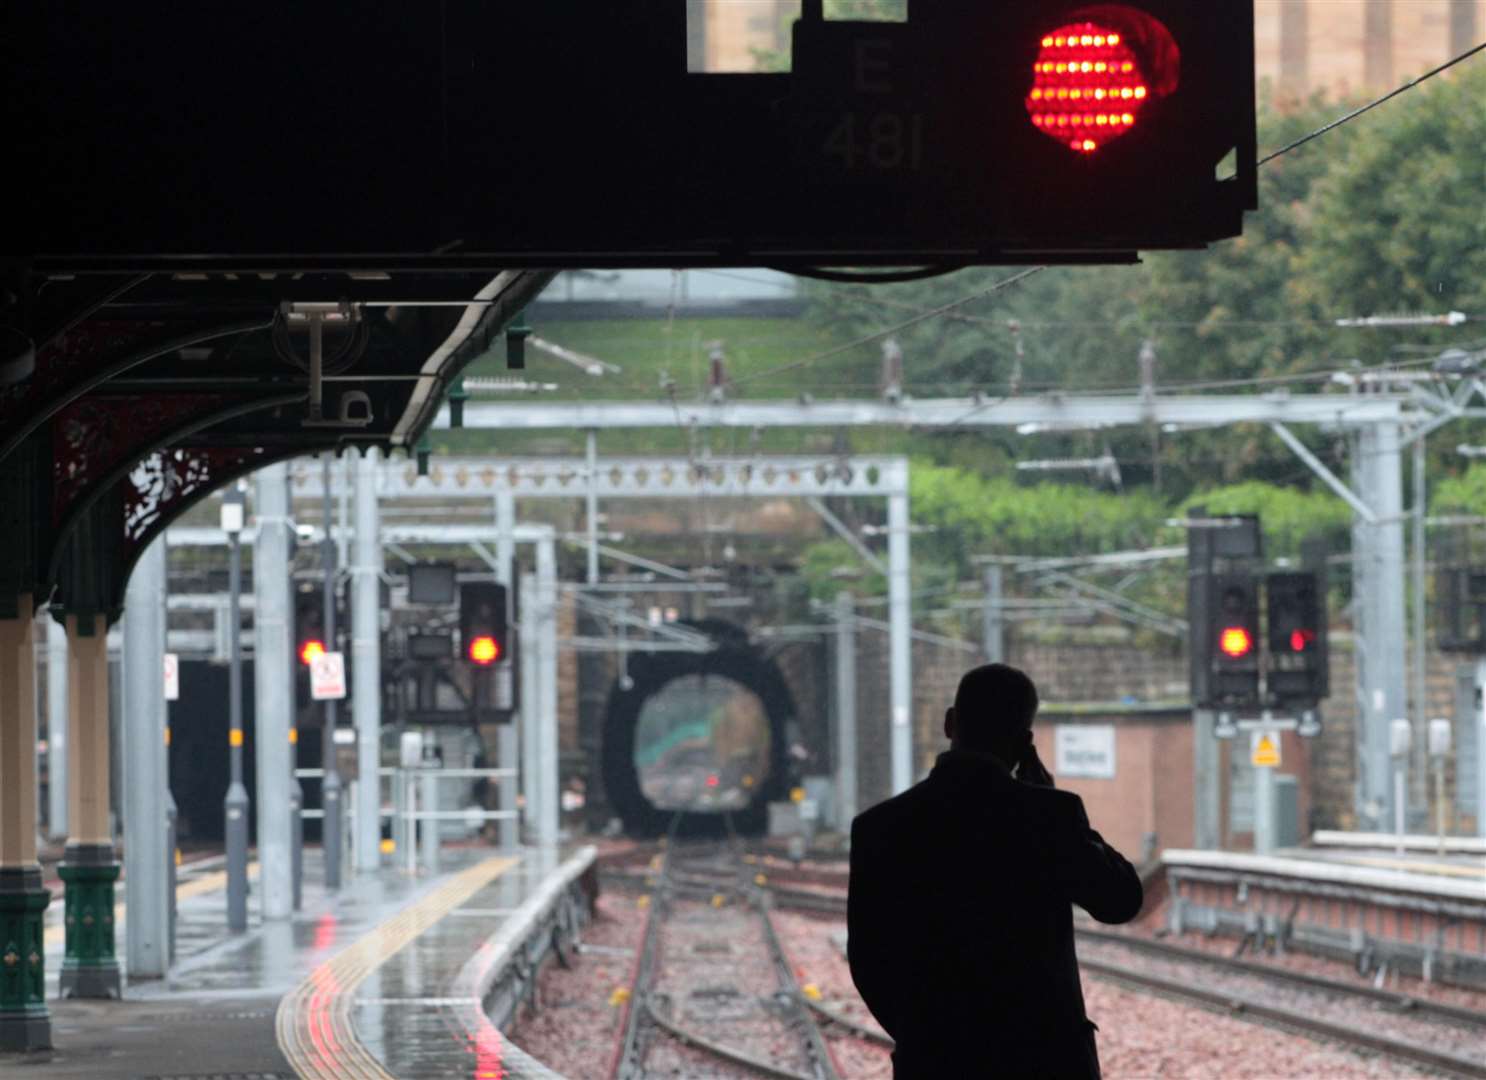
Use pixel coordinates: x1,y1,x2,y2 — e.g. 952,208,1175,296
851,782,934,837
1011,779,1084,814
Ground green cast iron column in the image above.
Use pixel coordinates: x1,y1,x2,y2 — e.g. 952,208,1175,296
57,613,121,999
0,595,52,1050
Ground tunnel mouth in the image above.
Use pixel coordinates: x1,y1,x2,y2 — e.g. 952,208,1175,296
602,621,795,838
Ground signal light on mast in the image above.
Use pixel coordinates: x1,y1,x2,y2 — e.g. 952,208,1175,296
1025,6,1180,154
468,634,501,666
1218,626,1253,658
1267,570,1328,705
459,582,509,668
299,638,327,666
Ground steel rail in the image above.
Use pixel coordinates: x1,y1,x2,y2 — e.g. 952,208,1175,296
1077,928,1486,1030
752,889,844,1080
614,825,845,1080
644,1000,821,1080
803,996,895,1049
1078,943,1486,1079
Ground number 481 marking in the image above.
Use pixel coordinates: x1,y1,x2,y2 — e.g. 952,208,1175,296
822,112,924,172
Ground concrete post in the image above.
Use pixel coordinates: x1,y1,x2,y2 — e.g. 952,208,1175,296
1253,755,1276,855
224,506,250,934
834,591,857,830
123,537,170,977
1411,434,1428,807
419,767,439,873
252,462,294,920
585,429,599,585
1476,662,1486,839
887,485,913,794
320,455,342,890
494,494,518,850
982,565,1004,664
59,612,121,998
1192,710,1221,849
45,615,67,840
0,593,51,1049
520,572,539,840
1355,423,1408,830
536,539,559,846
353,449,383,871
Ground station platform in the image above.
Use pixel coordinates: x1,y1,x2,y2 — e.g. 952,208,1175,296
8,843,596,1079
1161,841,1486,988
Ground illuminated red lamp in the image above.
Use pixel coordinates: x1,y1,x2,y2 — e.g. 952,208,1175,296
1218,626,1253,659
468,634,502,665
705,774,720,788
1025,6,1180,154
1289,627,1316,653
299,638,326,666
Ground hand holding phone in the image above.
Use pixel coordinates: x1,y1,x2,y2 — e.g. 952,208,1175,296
1017,744,1055,788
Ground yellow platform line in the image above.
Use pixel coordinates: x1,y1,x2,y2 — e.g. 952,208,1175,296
1329,854,1486,880
275,855,519,1080
43,863,256,948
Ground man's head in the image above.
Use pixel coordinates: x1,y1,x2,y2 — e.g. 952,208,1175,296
944,663,1039,763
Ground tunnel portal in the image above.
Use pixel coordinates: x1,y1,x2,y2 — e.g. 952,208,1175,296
601,621,796,837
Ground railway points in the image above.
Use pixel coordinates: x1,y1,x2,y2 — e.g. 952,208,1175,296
611,825,844,1080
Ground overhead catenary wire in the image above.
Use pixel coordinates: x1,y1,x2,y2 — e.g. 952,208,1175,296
1256,39,1486,167
727,266,1049,388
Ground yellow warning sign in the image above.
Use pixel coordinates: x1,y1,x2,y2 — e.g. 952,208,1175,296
1250,731,1281,768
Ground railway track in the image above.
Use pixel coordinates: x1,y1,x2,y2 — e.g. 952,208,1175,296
610,828,843,1080
601,854,1486,1077
1077,929,1486,1079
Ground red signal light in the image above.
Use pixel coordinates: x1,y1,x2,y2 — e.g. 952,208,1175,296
1218,626,1253,658
1289,628,1316,653
299,639,326,666
1026,7,1180,154
705,774,719,788
468,634,501,665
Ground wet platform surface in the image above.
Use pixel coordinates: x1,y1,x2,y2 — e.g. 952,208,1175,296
6,844,589,1079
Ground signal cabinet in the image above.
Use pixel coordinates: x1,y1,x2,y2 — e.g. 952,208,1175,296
15,1,1257,268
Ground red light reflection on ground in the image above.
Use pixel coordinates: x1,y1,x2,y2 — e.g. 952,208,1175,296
471,1021,504,1078
313,913,338,952
306,966,343,1067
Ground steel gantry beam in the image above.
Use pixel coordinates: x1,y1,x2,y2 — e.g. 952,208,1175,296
436,393,1417,431
286,454,909,501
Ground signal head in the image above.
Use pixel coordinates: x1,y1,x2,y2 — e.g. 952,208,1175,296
299,638,326,666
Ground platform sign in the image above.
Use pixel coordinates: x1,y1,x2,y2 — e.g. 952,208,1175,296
1250,730,1281,768
1055,725,1116,779
310,651,347,700
163,652,180,701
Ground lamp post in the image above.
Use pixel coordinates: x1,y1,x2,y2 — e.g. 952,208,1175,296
222,484,250,932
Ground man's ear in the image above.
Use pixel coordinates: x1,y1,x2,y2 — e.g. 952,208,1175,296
944,707,956,743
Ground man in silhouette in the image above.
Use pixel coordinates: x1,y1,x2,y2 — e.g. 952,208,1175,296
848,663,1143,1078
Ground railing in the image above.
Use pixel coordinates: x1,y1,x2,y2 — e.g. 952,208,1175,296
293,764,520,873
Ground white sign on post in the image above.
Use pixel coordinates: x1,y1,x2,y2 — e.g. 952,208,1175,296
310,651,347,700
163,652,180,701
1055,725,1116,779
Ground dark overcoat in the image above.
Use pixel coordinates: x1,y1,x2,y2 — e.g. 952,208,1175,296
848,750,1143,1078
